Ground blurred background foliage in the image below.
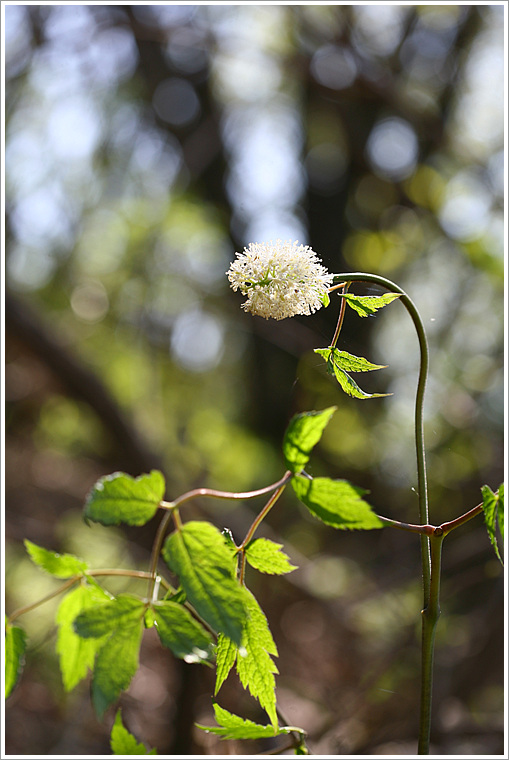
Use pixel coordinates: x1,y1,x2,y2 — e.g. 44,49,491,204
4,3,504,755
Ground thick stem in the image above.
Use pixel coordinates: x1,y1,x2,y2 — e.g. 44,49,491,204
418,530,444,754
332,272,430,597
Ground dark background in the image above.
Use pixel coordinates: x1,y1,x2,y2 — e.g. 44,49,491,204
4,4,505,755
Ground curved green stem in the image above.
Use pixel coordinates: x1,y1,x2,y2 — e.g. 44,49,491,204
332,272,430,596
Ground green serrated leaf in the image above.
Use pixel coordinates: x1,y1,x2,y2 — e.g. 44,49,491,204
74,594,147,639
84,470,165,527
236,588,279,729
315,348,386,373
215,633,237,694
498,484,504,544
5,619,27,698
245,538,297,575
153,600,214,664
92,620,144,718
24,540,88,578
111,709,157,754
482,484,504,564
343,292,401,317
162,522,247,645
329,362,390,400
292,475,384,530
56,582,112,691
196,702,286,740
282,407,337,474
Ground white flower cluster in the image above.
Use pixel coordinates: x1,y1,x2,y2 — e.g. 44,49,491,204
226,240,333,320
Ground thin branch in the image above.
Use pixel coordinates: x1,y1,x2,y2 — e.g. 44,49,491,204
160,471,294,511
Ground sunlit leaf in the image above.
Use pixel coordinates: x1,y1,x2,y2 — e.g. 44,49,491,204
282,407,336,474
235,588,279,729
72,594,147,716
56,582,111,691
343,292,401,317
5,619,27,698
152,600,214,664
110,709,157,754
92,621,144,718
292,475,384,530
162,521,247,645
196,702,303,740
74,594,147,639
214,633,237,694
482,484,504,564
84,470,165,527
245,538,297,575
24,539,88,578
314,347,386,373
315,348,390,398
215,589,278,728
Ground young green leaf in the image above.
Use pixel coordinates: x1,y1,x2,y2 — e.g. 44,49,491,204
292,475,384,530
5,619,27,698
282,407,337,474
215,589,279,729
196,702,302,740
74,594,147,639
314,347,386,373
235,589,279,729
214,633,237,694
162,521,247,645
110,709,157,755
56,582,112,691
84,470,165,527
343,292,401,317
152,600,214,664
482,484,504,564
24,539,88,578
72,594,148,717
92,620,144,718
245,538,297,575
333,367,391,399
314,349,390,399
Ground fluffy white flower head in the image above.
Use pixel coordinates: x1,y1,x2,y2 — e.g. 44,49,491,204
227,240,333,320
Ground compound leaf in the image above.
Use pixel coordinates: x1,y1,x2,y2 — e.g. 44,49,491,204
162,521,247,645
110,709,157,754
84,470,165,527
56,582,111,691
343,292,401,317
152,600,214,664
283,407,336,474
196,702,302,740
292,475,384,530
24,539,88,578
245,538,297,575
482,484,504,564
5,619,27,698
